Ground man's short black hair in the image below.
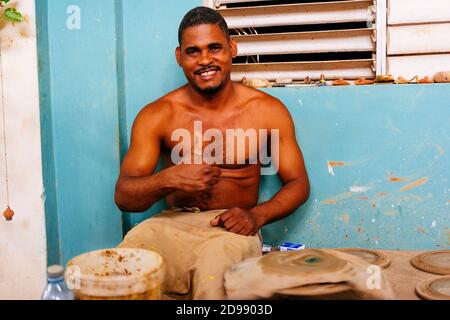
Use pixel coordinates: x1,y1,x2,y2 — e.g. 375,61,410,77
178,6,230,45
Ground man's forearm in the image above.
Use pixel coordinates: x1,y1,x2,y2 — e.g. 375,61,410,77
250,179,310,227
115,170,174,213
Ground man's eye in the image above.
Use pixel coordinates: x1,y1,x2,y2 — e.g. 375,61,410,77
186,50,199,56
210,47,222,53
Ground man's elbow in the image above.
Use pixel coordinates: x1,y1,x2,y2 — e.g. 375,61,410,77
114,184,146,213
303,182,311,203
115,199,131,213
296,178,310,205
114,188,130,212
115,195,149,213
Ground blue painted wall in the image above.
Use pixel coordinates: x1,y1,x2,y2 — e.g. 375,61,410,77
118,0,197,231
37,0,123,265
37,0,449,264
260,85,449,250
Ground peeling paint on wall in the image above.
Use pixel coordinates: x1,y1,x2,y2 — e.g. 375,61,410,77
350,185,372,193
327,161,347,176
261,85,449,250
340,213,350,224
400,177,429,192
389,177,406,182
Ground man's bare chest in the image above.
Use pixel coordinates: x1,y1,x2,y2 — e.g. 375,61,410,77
161,112,273,166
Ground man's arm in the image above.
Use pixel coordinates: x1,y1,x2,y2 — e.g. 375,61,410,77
250,100,310,226
115,103,222,213
114,104,172,212
211,99,310,235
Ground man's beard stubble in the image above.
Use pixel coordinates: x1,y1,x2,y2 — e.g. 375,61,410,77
191,79,225,95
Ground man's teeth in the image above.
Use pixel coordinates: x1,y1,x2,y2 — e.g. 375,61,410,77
200,70,216,77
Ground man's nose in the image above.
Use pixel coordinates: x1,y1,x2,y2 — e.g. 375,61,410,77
198,50,213,66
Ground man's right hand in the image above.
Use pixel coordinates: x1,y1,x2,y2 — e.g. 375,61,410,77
166,164,221,193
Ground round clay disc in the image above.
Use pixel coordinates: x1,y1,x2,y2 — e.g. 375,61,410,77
411,250,450,275
258,249,349,277
416,276,450,300
336,248,391,269
259,250,354,297
277,282,352,297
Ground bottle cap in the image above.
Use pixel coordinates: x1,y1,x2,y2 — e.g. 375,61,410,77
47,265,65,278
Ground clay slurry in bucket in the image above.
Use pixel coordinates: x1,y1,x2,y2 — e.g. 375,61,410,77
224,249,394,300
66,248,165,300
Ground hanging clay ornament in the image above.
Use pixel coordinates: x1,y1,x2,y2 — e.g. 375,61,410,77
3,206,14,221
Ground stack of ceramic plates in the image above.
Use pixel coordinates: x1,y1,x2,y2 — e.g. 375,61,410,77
411,250,450,275
416,276,450,300
411,250,450,300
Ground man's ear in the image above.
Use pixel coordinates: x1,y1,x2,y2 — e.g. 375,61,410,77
175,47,182,67
230,39,238,58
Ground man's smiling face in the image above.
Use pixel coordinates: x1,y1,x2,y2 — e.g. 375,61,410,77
177,24,237,95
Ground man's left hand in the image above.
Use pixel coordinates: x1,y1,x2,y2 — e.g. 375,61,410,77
210,207,263,236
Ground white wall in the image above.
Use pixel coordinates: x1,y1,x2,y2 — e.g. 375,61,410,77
0,0,47,300
387,0,450,78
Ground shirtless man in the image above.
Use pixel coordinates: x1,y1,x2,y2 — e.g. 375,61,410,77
115,7,310,299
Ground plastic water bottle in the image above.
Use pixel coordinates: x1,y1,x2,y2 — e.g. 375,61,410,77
41,265,75,300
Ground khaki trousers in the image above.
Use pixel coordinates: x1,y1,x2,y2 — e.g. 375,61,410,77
118,208,262,300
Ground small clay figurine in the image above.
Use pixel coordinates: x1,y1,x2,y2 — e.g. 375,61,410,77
355,77,374,85
332,78,350,86
316,74,327,86
395,76,409,84
434,71,450,83
303,76,313,85
418,76,433,84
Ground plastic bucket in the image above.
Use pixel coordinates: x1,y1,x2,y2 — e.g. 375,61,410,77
66,248,165,300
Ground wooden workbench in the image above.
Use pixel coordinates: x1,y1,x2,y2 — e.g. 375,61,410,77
163,250,445,300
281,250,444,300
374,250,443,300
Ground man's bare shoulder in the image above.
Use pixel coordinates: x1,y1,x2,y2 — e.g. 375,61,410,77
235,83,293,125
136,86,188,122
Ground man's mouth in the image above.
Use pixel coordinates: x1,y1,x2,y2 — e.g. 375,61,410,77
196,68,220,81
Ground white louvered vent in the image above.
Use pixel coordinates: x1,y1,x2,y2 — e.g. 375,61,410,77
387,0,450,80
205,0,380,82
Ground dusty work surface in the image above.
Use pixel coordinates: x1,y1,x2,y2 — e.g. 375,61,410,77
162,250,445,300
377,250,444,300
